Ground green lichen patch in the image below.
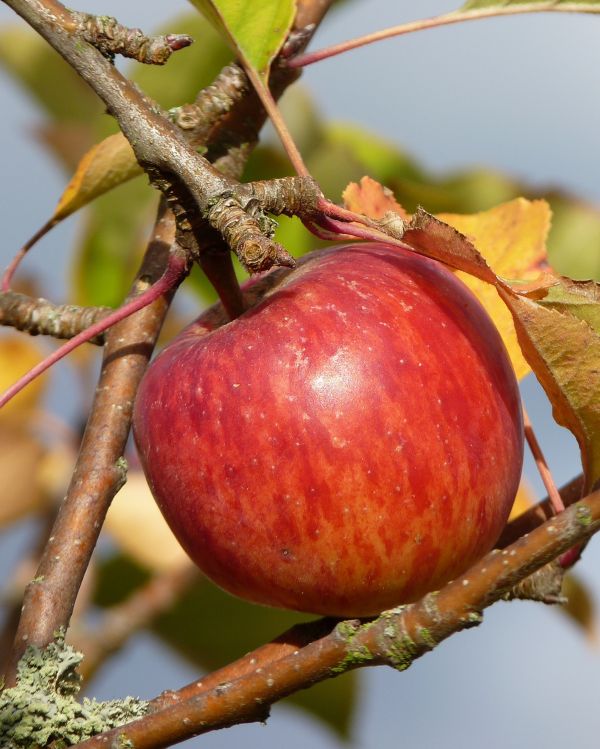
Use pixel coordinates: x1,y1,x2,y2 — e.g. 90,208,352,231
575,504,592,527
417,627,436,650
0,635,148,748
331,644,374,674
384,633,418,672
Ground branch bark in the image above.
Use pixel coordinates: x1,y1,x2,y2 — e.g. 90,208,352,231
0,291,109,342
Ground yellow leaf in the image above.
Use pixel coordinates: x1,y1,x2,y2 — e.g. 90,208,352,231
508,480,537,522
0,424,46,526
0,334,47,423
342,176,409,220
439,199,551,380
104,471,190,572
53,132,142,222
561,573,597,645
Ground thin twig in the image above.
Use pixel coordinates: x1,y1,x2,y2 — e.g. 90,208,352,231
73,12,192,65
288,4,598,68
0,253,186,410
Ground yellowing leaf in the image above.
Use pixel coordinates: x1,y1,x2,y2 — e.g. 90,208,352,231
104,472,190,572
560,573,597,644
440,198,551,379
508,480,537,522
342,176,408,220
0,424,46,526
342,180,550,379
0,334,47,423
499,283,600,493
53,133,142,223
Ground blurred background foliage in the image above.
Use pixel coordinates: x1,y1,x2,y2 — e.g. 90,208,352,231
1,5,599,743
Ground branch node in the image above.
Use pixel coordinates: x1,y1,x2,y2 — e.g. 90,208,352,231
206,194,295,274
75,13,193,65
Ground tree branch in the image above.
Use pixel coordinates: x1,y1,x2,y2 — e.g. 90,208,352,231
0,291,109,343
3,206,181,683
3,0,293,272
75,490,600,749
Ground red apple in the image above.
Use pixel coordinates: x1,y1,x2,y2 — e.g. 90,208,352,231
133,242,523,617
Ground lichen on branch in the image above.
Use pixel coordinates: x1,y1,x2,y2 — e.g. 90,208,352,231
0,633,147,748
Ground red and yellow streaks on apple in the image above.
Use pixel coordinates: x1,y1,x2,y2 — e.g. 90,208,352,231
134,243,523,616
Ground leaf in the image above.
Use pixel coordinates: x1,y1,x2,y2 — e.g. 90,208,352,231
560,573,597,643
0,423,46,526
0,334,47,423
343,176,408,220
95,554,358,738
499,281,600,492
188,0,295,82
440,199,551,379
508,480,537,522
460,1,600,11
52,133,142,223
104,472,190,573
547,196,600,281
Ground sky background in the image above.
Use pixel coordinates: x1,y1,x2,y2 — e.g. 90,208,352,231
1,1,600,747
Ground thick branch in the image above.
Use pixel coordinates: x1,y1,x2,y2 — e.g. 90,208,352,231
76,491,600,749
4,0,294,272
3,208,180,682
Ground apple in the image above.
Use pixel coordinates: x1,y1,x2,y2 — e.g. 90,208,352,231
133,242,523,617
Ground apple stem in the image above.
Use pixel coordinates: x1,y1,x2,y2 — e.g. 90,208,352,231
1,218,57,291
523,405,565,514
199,250,247,320
0,252,187,411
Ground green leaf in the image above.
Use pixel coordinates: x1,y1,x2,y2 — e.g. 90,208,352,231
95,554,358,739
188,0,295,81
460,1,600,11
546,197,600,281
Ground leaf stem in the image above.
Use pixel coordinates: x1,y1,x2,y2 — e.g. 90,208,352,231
244,64,309,177
523,405,565,514
0,253,187,412
1,219,57,291
289,4,597,68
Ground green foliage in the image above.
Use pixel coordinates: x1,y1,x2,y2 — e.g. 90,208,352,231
188,0,295,81
95,554,357,739
0,634,147,748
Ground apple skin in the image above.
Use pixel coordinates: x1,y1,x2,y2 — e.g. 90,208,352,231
133,243,523,617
